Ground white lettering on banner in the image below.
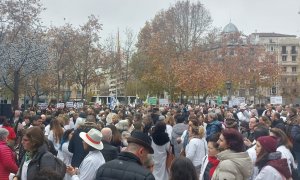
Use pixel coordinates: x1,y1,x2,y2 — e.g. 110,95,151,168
56,103,65,109
38,103,48,110
66,102,74,108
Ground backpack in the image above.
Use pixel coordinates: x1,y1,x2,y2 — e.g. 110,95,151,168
38,152,66,178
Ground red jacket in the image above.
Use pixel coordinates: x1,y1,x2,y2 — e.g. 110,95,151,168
0,141,18,180
2,126,16,141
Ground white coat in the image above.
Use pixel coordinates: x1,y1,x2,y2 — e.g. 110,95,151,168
255,165,288,180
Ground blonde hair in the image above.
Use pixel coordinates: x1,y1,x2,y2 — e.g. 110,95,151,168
164,116,175,126
190,125,205,139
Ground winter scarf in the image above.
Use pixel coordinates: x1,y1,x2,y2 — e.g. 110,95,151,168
208,156,220,178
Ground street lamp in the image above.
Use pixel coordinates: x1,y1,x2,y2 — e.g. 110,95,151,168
271,86,276,95
225,80,232,102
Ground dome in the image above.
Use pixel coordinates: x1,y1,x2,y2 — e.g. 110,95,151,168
223,22,239,33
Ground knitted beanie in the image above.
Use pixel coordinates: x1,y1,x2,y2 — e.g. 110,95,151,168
257,136,277,153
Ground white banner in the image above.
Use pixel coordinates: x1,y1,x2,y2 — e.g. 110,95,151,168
56,103,65,109
74,102,84,109
38,103,48,110
66,102,74,108
270,96,282,105
159,98,169,106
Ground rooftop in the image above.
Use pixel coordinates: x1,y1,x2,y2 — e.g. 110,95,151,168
251,33,296,37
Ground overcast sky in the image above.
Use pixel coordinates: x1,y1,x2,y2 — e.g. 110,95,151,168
40,0,300,39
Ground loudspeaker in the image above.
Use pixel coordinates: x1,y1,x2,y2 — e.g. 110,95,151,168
0,104,12,118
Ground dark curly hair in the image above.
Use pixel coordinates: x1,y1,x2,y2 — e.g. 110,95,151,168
169,157,198,180
221,128,245,152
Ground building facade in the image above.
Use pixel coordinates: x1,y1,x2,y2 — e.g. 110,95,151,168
250,33,300,104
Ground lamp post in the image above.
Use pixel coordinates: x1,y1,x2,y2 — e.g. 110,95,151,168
271,86,276,95
225,80,232,102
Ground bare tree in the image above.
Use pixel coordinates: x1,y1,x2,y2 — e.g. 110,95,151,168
47,24,74,101
0,0,47,109
0,34,50,109
67,15,102,101
122,28,136,103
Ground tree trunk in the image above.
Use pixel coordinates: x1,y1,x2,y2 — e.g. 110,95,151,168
35,78,39,105
81,85,85,102
203,94,209,104
13,71,20,110
57,72,60,101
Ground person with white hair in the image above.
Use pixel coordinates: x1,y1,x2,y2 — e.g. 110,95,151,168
0,128,18,180
237,103,250,123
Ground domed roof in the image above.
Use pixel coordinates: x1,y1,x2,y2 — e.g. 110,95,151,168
223,22,239,33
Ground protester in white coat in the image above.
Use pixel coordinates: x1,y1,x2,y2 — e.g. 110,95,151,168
186,121,207,177
270,128,297,173
151,121,170,180
255,136,291,180
199,133,220,180
246,126,269,180
66,128,105,180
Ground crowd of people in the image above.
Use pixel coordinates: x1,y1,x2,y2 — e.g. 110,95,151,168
0,102,299,180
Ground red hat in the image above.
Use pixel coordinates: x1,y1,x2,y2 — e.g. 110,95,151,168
257,136,277,153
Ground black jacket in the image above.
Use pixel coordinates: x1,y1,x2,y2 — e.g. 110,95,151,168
68,128,88,167
96,151,155,180
100,141,118,162
271,119,286,132
68,123,100,167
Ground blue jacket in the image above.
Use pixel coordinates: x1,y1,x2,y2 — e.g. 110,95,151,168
291,124,300,152
206,120,221,140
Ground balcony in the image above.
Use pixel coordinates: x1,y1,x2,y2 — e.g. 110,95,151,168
281,50,288,55
281,71,298,76
280,61,298,65
291,50,298,55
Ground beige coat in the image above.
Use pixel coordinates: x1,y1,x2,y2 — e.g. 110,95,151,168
212,149,253,180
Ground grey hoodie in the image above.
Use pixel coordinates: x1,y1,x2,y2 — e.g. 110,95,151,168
171,123,188,157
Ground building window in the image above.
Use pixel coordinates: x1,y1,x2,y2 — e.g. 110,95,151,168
282,46,287,54
285,77,288,82
292,56,297,61
292,67,297,72
282,56,287,61
282,67,287,72
270,46,274,51
269,39,274,43
291,46,297,54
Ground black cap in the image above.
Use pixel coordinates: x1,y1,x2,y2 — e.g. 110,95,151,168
127,130,154,154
